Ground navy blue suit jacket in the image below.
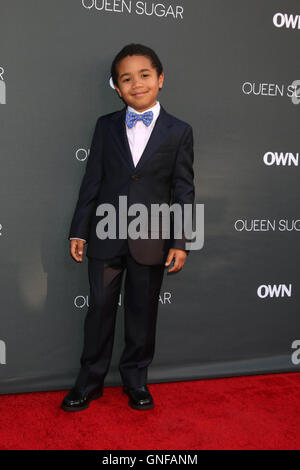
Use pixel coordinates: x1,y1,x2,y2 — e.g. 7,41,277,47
68,104,195,265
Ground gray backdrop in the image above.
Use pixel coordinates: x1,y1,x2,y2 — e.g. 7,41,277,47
1,0,300,394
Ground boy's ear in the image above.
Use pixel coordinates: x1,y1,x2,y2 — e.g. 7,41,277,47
114,86,125,103
113,77,122,97
113,84,119,94
158,71,164,89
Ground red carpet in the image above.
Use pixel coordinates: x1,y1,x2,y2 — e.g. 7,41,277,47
0,372,299,450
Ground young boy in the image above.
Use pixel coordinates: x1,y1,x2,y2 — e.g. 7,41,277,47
61,43,195,412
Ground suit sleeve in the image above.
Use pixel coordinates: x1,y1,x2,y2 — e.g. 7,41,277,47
68,117,104,242
170,125,195,255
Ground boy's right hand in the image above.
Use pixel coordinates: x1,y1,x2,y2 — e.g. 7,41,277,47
70,239,86,262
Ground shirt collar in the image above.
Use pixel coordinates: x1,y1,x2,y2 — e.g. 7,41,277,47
127,100,160,122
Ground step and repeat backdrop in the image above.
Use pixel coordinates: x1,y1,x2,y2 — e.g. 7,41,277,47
1,0,300,394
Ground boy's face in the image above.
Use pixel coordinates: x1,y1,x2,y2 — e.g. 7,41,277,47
114,55,164,112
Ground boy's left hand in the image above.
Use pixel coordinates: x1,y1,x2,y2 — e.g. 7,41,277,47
165,248,187,273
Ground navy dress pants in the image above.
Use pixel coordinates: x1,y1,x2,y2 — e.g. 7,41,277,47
74,242,166,393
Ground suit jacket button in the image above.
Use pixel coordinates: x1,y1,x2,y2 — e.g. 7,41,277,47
131,174,139,180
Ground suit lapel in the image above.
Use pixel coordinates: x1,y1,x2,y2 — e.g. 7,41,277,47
109,104,173,172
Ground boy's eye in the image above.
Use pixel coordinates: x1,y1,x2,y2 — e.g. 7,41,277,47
123,74,150,82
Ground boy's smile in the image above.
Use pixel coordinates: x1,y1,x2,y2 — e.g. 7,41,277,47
114,55,164,112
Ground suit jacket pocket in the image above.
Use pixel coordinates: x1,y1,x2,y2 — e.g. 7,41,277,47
156,144,177,154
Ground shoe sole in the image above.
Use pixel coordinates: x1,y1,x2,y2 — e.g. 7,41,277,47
60,389,103,412
123,389,154,410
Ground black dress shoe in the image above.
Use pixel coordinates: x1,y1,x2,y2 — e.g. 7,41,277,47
61,385,103,412
123,385,154,410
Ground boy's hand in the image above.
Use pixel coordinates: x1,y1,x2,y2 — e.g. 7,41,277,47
165,248,187,273
70,239,86,262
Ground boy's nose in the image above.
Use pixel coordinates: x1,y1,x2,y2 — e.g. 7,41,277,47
132,77,143,87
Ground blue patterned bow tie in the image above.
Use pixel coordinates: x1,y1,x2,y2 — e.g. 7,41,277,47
126,110,154,128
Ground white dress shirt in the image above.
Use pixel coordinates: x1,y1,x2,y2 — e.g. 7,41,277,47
126,100,160,167
70,100,161,242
